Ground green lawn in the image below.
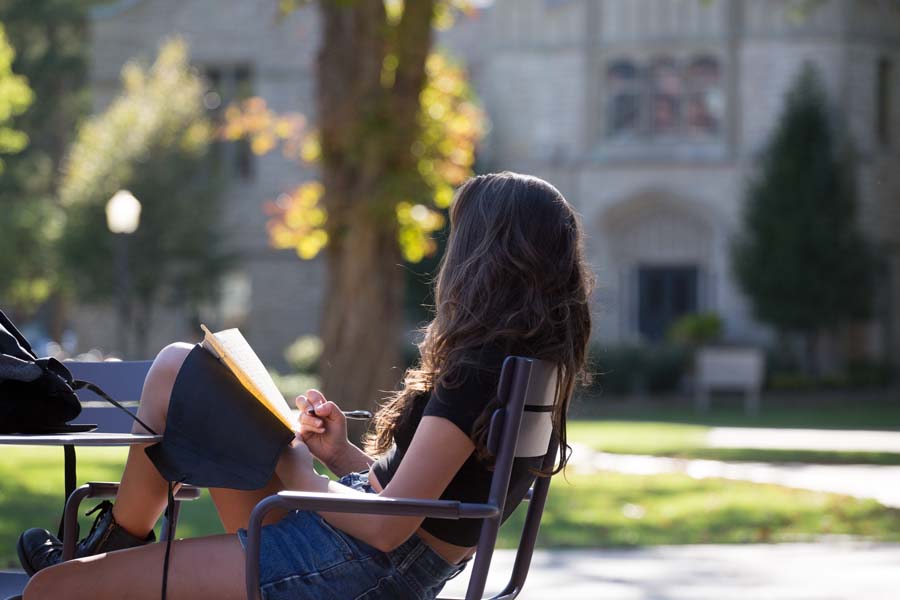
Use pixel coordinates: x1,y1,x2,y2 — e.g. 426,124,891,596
568,420,900,465
2,446,900,566
499,471,900,548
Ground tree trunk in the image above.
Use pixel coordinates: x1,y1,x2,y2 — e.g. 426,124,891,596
319,207,405,410
314,0,435,411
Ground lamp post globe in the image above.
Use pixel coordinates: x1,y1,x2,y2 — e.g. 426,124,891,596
106,190,141,357
106,190,142,234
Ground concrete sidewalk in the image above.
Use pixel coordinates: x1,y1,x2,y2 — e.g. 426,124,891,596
574,446,900,508
442,543,900,599
4,543,897,599
706,427,900,453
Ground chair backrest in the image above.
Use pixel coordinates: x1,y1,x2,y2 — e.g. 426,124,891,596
458,356,559,600
65,361,153,433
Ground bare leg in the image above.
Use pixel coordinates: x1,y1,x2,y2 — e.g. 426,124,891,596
207,478,287,533
23,534,245,600
111,342,289,537
111,342,193,538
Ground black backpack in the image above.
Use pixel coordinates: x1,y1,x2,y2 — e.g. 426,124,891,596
0,309,94,433
0,308,154,434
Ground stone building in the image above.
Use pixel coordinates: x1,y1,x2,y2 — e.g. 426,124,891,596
449,0,900,366
76,0,900,369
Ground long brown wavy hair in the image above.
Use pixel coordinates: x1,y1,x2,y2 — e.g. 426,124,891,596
365,172,594,474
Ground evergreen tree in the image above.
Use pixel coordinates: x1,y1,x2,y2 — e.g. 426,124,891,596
732,62,876,373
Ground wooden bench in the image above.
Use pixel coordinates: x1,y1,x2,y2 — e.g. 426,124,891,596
694,347,765,416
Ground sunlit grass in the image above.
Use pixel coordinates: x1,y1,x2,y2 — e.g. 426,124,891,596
497,471,900,548
0,447,223,568
2,447,899,566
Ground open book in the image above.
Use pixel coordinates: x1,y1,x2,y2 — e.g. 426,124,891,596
200,324,298,432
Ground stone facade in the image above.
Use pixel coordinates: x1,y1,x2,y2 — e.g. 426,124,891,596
78,0,900,367
445,0,900,364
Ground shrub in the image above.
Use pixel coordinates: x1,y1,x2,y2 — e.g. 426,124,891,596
284,335,323,374
589,343,691,396
668,313,723,346
846,360,894,388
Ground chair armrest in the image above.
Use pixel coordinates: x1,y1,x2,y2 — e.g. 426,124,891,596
245,492,499,600
270,490,499,519
84,481,201,501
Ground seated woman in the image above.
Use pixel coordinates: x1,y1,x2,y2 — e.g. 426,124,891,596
18,171,593,600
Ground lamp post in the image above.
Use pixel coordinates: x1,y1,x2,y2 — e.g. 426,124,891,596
105,190,141,358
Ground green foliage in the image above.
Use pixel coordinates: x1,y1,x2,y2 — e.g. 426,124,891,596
668,312,723,346
768,360,894,391
592,344,690,395
284,335,323,374
269,369,320,400
0,23,31,168
58,39,232,353
0,1,95,312
228,50,484,264
732,63,876,336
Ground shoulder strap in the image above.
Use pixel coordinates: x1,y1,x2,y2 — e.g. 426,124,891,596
71,380,159,436
0,308,38,359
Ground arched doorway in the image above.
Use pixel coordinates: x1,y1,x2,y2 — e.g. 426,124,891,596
601,191,717,342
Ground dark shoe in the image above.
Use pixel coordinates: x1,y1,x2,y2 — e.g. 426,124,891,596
76,500,156,557
17,527,62,576
16,501,155,575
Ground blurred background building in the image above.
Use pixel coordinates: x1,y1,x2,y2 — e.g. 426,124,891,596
71,0,898,370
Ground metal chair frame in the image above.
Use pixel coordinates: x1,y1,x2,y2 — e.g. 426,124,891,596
245,356,559,600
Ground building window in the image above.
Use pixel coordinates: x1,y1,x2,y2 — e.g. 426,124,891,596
876,58,893,146
637,266,699,341
650,57,682,135
607,60,642,137
605,54,722,140
204,64,255,180
685,55,722,136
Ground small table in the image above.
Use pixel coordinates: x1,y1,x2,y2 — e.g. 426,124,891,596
0,433,161,446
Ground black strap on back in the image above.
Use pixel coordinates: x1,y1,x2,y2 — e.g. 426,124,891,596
72,380,158,435
161,481,177,600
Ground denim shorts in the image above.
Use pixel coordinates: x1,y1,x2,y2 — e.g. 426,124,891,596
237,471,467,600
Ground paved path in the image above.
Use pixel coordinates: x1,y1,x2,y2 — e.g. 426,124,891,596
706,427,900,453
572,445,900,508
441,543,900,599
5,544,897,599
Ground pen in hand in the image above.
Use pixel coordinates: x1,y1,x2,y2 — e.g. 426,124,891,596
306,408,373,420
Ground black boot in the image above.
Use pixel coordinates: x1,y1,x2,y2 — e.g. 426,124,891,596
17,501,155,575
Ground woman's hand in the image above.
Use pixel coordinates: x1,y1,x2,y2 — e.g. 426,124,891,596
297,389,350,467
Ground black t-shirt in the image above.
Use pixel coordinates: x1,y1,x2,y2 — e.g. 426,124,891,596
370,346,542,547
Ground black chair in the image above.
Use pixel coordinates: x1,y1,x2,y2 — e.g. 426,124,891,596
245,356,560,600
